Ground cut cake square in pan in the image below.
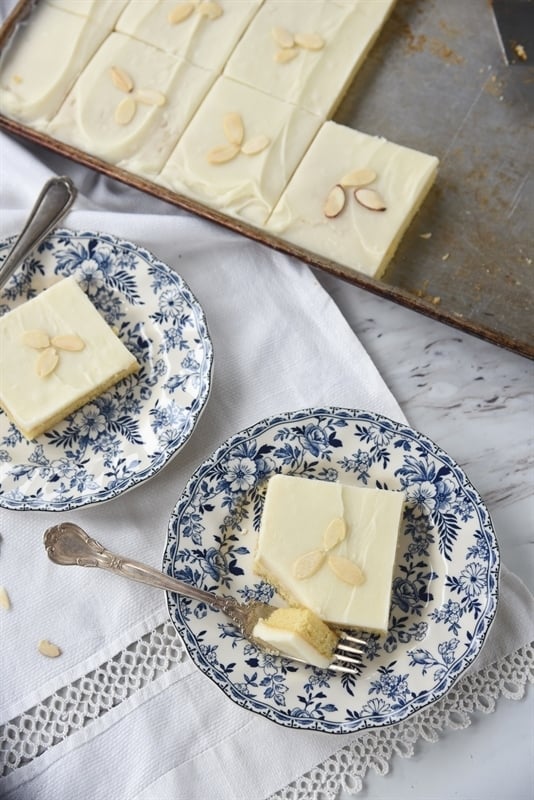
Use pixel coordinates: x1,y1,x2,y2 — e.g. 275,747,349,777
48,32,216,178
224,0,396,118
158,76,322,226
0,2,116,128
115,0,264,73
266,121,439,279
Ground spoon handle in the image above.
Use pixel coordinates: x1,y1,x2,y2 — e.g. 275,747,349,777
0,175,77,289
44,522,227,610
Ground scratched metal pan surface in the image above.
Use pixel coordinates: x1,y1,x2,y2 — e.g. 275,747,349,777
0,0,532,358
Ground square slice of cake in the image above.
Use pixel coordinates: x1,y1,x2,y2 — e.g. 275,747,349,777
224,0,396,118
254,474,405,634
158,76,322,225
115,0,263,73
0,3,115,128
0,277,139,440
48,32,215,178
266,121,439,279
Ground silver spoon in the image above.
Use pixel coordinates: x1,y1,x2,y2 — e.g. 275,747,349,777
0,175,77,289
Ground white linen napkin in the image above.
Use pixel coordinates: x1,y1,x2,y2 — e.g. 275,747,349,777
2,567,529,800
0,128,532,800
0,131,407,722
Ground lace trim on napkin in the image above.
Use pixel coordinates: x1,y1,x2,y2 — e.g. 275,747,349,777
0,621,185,777
0,622,531,793
270,642,534,799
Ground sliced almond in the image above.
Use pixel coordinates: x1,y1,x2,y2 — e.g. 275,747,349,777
21,329,50,349
293,549,325,580
340,168,377,188
274,47,298,64
168,2,195,24
323,184,346,218
206,143,240,164
323,517,347,551
0,586,11,610
198,0,223,19
51,334,85,352
110,65,134,93
38,639,62,658
328,555,365,586
223,112,244,146
295,32,325,51
114,95,136,126
272,26,295,49
36,347,59,378
241,134,270,156
135,88,167,107
354,187,387,212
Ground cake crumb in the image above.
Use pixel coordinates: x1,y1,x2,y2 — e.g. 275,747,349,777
514,43,527,62
0,586,11,610
419,232,432,239
413,280,440,306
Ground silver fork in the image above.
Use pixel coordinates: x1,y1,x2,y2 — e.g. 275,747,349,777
43,522,365,675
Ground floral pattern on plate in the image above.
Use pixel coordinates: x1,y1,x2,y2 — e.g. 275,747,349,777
0,229,213,511
164,407,499,734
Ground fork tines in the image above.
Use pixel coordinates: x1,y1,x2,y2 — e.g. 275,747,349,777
330,633,366,675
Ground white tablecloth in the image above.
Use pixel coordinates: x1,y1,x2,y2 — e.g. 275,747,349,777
1,90,533,800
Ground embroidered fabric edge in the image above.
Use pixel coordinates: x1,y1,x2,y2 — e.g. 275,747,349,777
1,618,531,798
269,642,534,799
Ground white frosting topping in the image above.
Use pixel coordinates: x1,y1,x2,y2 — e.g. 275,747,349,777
0,277,138,439
224,0,396,117
45,0,129,26
254,474,405,633
252,620,331,669
0,1,435,286
48,32,215,176
266,121,439,279
115,0,263,73
158,76,322,225
0,4,112,126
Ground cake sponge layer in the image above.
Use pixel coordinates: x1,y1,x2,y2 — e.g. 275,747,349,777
253,606,339,669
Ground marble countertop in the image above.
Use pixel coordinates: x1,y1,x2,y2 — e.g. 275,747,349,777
317,272,533,800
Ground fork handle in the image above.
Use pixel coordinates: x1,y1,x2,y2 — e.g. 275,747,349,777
44,522,228,611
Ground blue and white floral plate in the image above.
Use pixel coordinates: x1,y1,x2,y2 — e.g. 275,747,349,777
0,229,213,511
164,407,499,734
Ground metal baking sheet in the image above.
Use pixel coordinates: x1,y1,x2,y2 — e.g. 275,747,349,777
1,0,533,358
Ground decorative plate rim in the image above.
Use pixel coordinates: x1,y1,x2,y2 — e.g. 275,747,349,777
164,406,500,734
0,228,214,511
